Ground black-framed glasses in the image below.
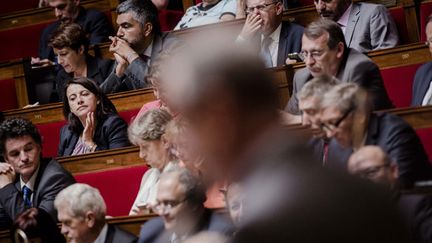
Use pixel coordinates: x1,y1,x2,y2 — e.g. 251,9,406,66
245,2,278,14
354,163,391,179
320,107,354,132
152,198,187,213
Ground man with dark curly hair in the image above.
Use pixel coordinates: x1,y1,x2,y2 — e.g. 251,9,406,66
0,118,75,229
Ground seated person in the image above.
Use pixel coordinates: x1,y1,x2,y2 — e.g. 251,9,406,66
225,182,244,227
174,0,236,30
58,77,130,156
348,146,432,243
34,0,113,65
55,183,137,243
48,23,114,102
101,0,178,94
13,208,66,243
412,15,432,106
138,168,234,243
319,83,432,188
128,108,178,215
314,0,398,52
238,0,304,67
285,19,393,115
0,118,75,229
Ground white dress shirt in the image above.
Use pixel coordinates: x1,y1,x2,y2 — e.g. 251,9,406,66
337,4,353,34
20,165,40,202
422,80,432,105
261,23,282,67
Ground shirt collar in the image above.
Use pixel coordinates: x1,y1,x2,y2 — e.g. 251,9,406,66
144,41,153,60
94,224,108,243
337,3,352,28
262,23,282,43
20,164,40,191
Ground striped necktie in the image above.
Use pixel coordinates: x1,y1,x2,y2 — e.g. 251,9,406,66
22,186,32,208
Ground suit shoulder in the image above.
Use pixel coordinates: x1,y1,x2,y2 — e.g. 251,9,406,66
346,49,377,68
111,225,137,243
208,213,235,235
84,8,106,19
102,114,127,126
139,217,165,242
416,62,432,75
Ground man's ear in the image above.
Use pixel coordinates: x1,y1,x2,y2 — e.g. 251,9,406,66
73,0,80,7
275,2,284,16
336,42,344,59
143,22,153,37
85,211,96,228
78,45,85,55
161,134,170,150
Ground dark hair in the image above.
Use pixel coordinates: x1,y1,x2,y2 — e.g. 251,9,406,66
0,118,42,156
12,208,66,243
117,0,161,35
63,77,118,135
48,23,89,53
166,168,207,207
304,19,347,50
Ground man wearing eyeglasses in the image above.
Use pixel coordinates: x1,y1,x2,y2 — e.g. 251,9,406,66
285,19,393,116
348,145,432,243
237,0,304,67
313,0,398,53
319,83,432,188
138,168,234,243
412,15,432,106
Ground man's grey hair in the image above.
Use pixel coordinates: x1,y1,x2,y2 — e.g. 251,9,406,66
320,83,359,113
54,183,106,223
161,167,207,206
304,19,347,50
117,0,161,34
297,75,339,102
128,108,172,144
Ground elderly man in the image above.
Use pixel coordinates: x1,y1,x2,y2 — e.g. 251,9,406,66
100,0,178,94
0,118,75,229
238,0,304,67
34,0,113,65
412,15,432,106
314,0,398,52
55,183,137,243
348,146,432,243
138,168,234,243
320,82,432,188
285,19,393,115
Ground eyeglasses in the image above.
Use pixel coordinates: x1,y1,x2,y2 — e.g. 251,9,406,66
298,50,326,62
152,199,186,213
245,2,278,14
320,107,354,132
354,163,391,179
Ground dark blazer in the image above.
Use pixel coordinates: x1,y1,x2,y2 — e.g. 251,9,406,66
276,21,304,66
58,113,131,157
106,224,137,243
324,112,432,188
411,62,432,106
0,158,75,229
39,7,113,61
285,48,393,114
54,55,114,102
101,33,179,94
138,209,234,243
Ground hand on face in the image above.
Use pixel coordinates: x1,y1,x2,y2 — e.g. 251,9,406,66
0,163,15,189
82,112,96,147
239,13,263,40
109,36,139,63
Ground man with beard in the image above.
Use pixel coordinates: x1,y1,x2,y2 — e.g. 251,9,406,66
100,0,179,94
33,0,113,66
313,0,398,52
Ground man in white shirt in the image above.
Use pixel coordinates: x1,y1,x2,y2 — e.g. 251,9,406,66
55,183,137,243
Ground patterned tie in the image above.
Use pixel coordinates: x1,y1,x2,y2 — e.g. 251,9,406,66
261,36,273,68
22,186,33,208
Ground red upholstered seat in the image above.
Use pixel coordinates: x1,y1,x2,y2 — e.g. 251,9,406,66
416,128,432,163
159,9,184,31
36,120,67,158
380,63,422,108
388,6,410,45
0,22,52,62
0,1,40,16
119,108,140,124
74,165,148,216
420,1,432,42
0,79,18,111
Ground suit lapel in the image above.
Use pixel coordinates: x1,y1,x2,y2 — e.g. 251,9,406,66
32,159,48,206
151,34,164,61
277,22,289,66
64,133,79,156
344,4,360,48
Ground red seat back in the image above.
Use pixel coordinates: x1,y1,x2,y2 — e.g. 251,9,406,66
36,120,67,158
0,1,39,15
158,9,184,31
380,63,422,108
74,165,148,216
420,1,432,42
119,109,140,124
416,127,432,163
388,6,410,45
0,79,18,111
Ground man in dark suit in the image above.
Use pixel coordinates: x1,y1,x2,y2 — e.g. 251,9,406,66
0,118,76,229
138,168,234,243
55,183,137,243
412,15,432,106
33,0,113,66
101,0,179,94
348,146,432,243
319,83,432,188
285,19,393,116
237,0,303,67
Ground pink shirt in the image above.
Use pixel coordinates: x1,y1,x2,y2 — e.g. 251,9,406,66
136,100,163,119
337,3,353,34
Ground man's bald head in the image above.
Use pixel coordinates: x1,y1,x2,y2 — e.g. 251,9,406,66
348,146,398,187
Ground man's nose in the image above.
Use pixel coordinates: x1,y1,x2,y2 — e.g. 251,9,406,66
139,150,146,160
116,27,124,37
60,225,68,235
19,151,29,162
54,8,62,18
304,54,315,66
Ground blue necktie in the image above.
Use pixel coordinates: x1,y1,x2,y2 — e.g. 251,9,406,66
22,186,32,208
